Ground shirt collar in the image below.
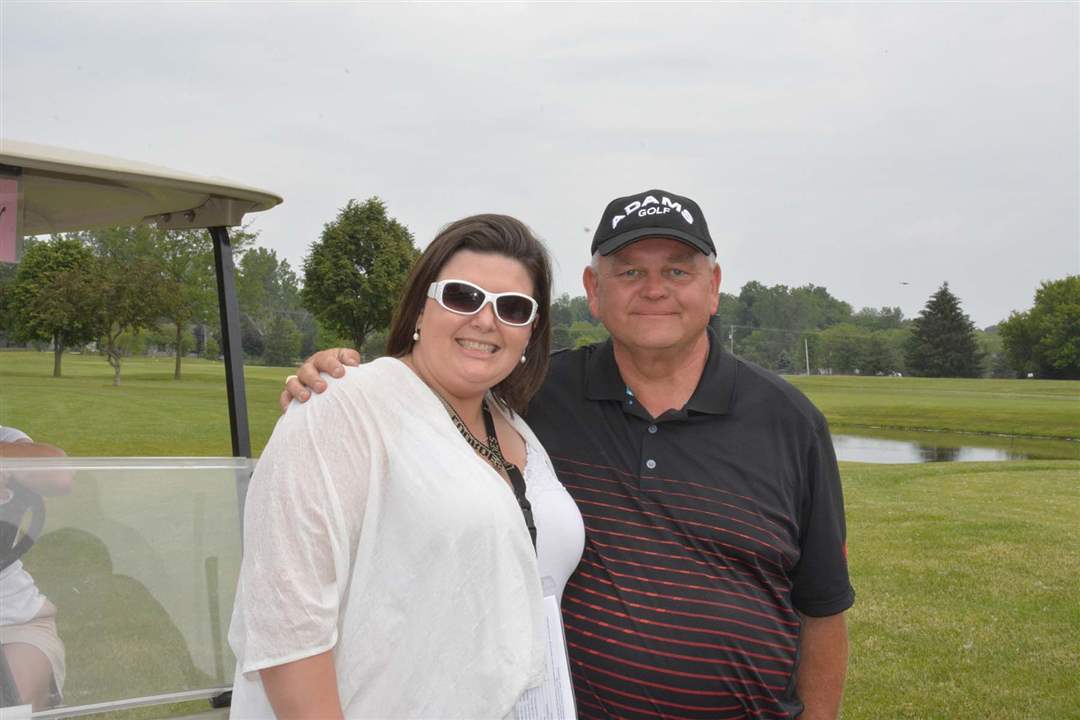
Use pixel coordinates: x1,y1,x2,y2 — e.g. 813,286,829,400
584,325,735,415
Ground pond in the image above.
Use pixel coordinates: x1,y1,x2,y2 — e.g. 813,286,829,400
831,430,1080,464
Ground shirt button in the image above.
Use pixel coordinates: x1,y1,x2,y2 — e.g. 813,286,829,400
645,459,657,470
648,424,658,434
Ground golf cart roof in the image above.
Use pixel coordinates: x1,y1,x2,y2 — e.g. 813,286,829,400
0,139,283,234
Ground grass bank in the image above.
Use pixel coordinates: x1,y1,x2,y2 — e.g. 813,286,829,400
788,374,1079,440
21,459,1080,719
841,460,1079,718
3,352,1078,716
3,351,1078,456
0,351,288,455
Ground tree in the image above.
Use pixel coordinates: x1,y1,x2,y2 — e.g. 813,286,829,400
904,282,983,378
852,306,906,331
569,320,609,348
154,229,217,380
734,281,767,341
240,314,266,360
862,334,898,375
568,295,593,323
9,236,99,376
359,328,389,360
879,327,911,375
302,198,419,349
263,315,303,366
84,227,166,386
739,329,799,371
709,292,740,341
551,293,609,350
819,324,870,374
789,285,852,330
0,261,19,341
295,311,320,359
975,328,1011,379
552,325,573,351
731,282,851,345
234,244,305,362
998,275,1080,379
551,293,574,328
237,247,299,330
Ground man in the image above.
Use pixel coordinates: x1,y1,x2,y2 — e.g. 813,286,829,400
284,189,854,719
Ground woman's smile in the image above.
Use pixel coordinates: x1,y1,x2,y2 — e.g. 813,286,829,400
456,337,500,354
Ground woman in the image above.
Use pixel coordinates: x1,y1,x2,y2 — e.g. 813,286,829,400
229,215,584,719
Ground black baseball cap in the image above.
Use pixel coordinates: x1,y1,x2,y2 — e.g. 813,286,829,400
591,189,715,257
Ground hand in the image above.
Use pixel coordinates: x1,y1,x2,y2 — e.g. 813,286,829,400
279,348,362,412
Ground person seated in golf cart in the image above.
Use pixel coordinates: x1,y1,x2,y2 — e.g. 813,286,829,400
0,427,72,710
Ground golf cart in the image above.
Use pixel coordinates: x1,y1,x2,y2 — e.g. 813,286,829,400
0,139,281,718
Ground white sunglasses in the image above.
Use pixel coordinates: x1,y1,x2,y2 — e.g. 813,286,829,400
427,279,539,326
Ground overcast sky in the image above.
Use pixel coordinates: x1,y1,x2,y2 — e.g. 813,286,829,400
3,1,1077,327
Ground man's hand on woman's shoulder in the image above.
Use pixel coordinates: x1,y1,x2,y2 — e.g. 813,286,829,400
280,348,362,412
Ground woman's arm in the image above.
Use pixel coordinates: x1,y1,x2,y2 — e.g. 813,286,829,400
260,650,344,720
230,374,375,717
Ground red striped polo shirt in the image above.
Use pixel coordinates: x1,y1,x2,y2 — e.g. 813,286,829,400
526,330,854,719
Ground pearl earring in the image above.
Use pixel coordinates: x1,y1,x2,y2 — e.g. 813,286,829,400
520,354,527,365
412,329,420,342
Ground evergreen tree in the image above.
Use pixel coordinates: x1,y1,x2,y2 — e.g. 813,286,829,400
904,282,983,377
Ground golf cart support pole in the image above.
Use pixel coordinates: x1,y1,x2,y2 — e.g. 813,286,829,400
209,226,251,459
209,224,246,712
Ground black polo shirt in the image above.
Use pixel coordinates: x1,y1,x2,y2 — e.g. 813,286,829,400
526,328,854,720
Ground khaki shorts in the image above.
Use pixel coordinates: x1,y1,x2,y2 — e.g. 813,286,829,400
0,599,66,705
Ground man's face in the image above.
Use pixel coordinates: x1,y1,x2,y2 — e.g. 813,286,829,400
583,237,721,354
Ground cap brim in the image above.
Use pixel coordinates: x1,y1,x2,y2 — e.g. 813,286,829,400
595,227,713,256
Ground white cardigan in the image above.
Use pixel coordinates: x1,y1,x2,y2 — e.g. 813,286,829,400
228,358,554,719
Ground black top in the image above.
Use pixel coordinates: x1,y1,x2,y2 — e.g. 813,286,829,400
526,328,855,719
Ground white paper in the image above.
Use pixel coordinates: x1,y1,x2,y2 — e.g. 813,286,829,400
514,581,576,720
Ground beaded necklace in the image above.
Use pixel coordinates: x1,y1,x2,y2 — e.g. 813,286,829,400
437,395,537,551
438,396,511,472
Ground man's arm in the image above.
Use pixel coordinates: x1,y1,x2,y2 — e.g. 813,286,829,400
795,611,848,720
279,348,361,411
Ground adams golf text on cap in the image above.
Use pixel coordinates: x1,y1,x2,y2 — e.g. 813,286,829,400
591,189,715,256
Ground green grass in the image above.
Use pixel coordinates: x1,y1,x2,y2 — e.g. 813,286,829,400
841,460,1080,718
2,352,1078,457
20,459,1080,719
788,374,1080,440
0,351,289,456
3,351,1080,717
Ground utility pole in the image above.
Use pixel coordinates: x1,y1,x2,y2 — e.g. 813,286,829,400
729,325,735,354
805,337,811,376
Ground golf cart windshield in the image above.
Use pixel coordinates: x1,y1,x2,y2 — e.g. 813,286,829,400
1,139,281,717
